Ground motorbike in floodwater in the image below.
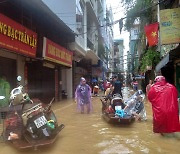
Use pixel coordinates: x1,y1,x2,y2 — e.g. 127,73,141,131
100,90,146,124
0,76,64,150
123,90,147,121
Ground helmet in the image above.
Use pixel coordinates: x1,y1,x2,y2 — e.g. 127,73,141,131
135,90,143,96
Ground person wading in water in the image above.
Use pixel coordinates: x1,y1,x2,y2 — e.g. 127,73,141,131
75,77,93,114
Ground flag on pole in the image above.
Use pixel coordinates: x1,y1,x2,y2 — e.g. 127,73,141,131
144,22,159,46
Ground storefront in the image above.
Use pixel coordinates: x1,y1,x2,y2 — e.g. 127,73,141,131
73,65,88,94
0,52,16,88
27,37,73,102
0,13,37,90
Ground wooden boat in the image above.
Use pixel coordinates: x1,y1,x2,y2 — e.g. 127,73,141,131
102,111,135,124
101,96,135,124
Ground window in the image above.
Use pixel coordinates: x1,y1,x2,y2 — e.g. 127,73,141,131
76,0,84,36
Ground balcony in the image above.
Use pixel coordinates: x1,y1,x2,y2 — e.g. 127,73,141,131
86,0,99,26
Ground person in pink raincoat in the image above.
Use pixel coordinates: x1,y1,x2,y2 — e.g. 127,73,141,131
148,76,180,135
75,77,93,114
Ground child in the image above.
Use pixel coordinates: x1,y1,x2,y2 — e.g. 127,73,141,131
93,85,99,96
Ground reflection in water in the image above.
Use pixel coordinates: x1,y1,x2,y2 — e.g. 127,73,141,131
0,87,180,154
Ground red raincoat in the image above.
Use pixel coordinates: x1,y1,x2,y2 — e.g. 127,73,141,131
148,77,180,133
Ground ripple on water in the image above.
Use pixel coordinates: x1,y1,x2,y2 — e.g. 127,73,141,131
98,128,112,135
92,124,103,128
140,147,149,153
125,138,150,153
97,136,133,154
98,142,132,154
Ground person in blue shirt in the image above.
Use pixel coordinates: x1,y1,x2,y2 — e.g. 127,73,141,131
112,76,123,98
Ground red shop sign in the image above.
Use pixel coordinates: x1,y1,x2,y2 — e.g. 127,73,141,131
0,13,37,57
43,37,73,67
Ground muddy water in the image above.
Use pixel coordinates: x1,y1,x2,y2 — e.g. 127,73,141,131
0,87,180,154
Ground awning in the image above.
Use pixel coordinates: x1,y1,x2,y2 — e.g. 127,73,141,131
85,48,100,65
155,45,180,72
155,54,169,72
69,42,86,62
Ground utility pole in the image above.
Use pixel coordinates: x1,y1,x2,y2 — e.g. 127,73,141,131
157,0,162,54
156,0,162,76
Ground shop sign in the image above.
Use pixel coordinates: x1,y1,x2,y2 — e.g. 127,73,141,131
0,13,37,57
43,37,73,67
160,8,180,45
92,67,102,76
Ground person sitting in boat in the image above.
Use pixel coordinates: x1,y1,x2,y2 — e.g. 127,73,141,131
110,94,125,112
101,85,113,113
102,93,124,114
104,84,113,98
103,88,126,114
123,90,147,121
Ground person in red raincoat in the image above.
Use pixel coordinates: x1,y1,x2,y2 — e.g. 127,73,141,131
148,76,180,134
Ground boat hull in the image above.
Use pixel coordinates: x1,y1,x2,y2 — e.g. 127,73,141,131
102,112,135,124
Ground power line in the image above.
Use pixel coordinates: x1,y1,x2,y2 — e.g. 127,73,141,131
75,28,98,36
107,0,166,26
52,0,166,38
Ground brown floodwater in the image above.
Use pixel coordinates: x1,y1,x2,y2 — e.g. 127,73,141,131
0,87,180,154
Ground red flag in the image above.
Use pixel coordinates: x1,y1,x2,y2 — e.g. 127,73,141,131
144,22,159,46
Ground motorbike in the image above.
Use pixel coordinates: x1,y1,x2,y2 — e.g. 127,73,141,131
123,90,147,121
0,76,64,150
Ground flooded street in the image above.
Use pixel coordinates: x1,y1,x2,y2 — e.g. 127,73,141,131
0,87,180,154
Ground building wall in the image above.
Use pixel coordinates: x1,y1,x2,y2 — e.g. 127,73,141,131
66,68,73,98
42,0,76,32
17,56,25,84
42,0,87,52
60,67,73,98
113,40,124,72
129,23,141,74
0,50,25,86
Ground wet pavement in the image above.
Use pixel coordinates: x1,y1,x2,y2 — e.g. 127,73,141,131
0,87,180,154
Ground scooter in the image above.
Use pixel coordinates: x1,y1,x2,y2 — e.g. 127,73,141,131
123,90,147,121
0,76,65,150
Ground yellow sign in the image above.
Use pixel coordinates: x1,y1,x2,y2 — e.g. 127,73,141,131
160,8,180,45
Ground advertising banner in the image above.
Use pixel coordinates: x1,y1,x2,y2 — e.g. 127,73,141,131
43,37,73,67
160,8,180,45
0,13,37,57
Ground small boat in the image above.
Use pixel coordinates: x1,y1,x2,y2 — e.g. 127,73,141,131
101,94,135,124
102,112,135,124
